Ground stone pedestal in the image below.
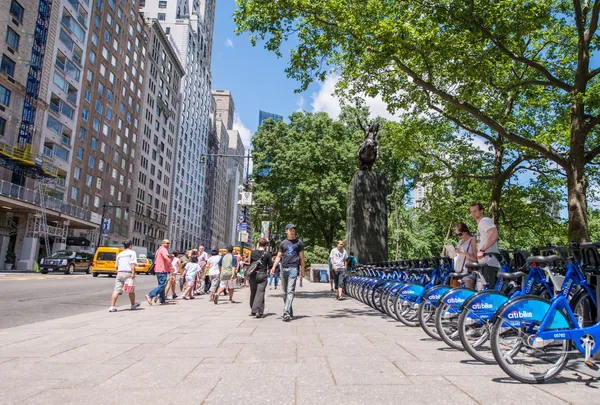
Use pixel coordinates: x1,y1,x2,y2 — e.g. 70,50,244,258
346,171,388,265
16,237,39,271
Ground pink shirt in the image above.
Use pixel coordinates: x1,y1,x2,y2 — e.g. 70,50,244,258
154,246,170,273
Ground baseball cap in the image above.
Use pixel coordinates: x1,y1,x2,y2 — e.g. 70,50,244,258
285,223,296,230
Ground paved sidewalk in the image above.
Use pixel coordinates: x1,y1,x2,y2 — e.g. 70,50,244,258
0,281,597,405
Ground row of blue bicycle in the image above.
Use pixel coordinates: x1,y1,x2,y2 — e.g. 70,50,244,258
344,242,600,383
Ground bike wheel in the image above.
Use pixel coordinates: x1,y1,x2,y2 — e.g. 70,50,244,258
458,310,495,364
395,296,420,327
490,300,570,383
570,289,597,328
435,302,464,350
418,300,440,340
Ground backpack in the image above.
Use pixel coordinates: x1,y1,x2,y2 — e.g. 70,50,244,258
243,251,266,278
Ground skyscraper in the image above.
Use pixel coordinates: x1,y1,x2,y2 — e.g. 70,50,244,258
258,110,283,126
140,0,216,251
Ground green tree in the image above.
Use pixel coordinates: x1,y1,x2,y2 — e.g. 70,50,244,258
250,111,362,249
235,0,600,242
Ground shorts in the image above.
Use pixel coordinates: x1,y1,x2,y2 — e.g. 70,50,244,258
185,276,195,287
114,272,131,294
333,268,346,290
219,279,236,289
209,275,220,292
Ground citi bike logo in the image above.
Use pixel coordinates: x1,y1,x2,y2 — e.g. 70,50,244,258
471,302,493,310
508,310,533,319
402,289,416,295
524,279,534,294
428,294,441,300
561,279,573,297
446,297,464,304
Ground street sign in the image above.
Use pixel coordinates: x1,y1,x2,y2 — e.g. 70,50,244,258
236,222,248,231
260,221,271,239
101,219,110,236
240,191,253,206
239,231,249,243
238,213,245,222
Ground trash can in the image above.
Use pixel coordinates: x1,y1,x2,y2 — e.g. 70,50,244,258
320,270,328,282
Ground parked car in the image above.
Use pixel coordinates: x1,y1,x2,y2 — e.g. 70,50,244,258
40,250,94,275
91,247,123,277
135,257,154,274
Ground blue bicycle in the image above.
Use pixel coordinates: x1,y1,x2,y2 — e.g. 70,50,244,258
490,242,599,383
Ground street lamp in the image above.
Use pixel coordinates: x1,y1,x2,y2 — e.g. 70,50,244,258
96,203,129,248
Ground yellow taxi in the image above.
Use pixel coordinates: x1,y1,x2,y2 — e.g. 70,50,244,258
135,257,154,274
91,247,123,277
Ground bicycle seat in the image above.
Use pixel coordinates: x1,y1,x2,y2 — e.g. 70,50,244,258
448,272,470,279
465,262,484,269
497,271,526,279
526,255,562,265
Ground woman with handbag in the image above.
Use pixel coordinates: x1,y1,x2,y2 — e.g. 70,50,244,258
453,222,479,289
248,238,273,318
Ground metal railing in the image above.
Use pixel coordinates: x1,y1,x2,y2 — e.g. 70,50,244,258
0,179,99,224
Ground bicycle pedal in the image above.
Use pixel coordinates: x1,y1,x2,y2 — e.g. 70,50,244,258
584,360,599,371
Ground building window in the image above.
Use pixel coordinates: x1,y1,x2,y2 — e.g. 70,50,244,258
1,55,15,76
88,155,95,168
0,117,5,136
76,146,84,160
85,174,92,187
0,85,10,106
94,196,100,208
74,167,81,180
89,50,96,65
84,89,91,103
81,108,89,121
165,27,170,35
83,194,90,207
158,1,167,8
71,187,78,200
6,27,19,50
54,145,68,161
79,127,86,140
10,1,24,23
158,13,166,21
91,137,97,150
91,33,98,47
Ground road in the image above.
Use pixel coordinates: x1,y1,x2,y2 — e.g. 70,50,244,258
0,272,158,330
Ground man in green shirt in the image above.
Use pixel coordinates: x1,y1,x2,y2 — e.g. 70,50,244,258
214,245,238,304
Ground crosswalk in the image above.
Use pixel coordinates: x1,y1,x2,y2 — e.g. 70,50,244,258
0,273,90,281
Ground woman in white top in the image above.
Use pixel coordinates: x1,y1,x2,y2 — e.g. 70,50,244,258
180,255,200,300
453,222,478,289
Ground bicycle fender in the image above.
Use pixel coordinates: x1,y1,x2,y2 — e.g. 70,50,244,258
491,295,570,330
398,283,425,302
422,285,451,305
460,290,508,320
439,287,477,307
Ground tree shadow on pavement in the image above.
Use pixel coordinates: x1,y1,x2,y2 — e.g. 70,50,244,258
322,308,389,319
492,375,599,386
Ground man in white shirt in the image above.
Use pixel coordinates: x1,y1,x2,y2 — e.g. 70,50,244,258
109,241,140,312
469,202,500,288
329,240,348,300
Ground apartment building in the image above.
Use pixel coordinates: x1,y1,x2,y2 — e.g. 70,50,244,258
68,0,146,247
130,18,184,253
0,0,102,270
140,0,215,251
224,129,244,246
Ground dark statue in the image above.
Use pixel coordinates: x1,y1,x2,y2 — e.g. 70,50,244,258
356,122,380,171
346,121,387,265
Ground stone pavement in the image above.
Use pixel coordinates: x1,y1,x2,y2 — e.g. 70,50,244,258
0,281,597,405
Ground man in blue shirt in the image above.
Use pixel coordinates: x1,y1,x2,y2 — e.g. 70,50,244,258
270,224,305,322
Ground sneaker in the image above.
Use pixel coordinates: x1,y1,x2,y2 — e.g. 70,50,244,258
145,295,153,306
172,294,178,300
182,296,189,300
153,296,159,304
250,313,256,316
282,314,291,322
109,306,117,312
131,303,140,310
213,294,219,305
255,314,264,319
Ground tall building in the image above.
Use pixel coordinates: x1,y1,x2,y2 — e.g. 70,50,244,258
413,182,428,208
224,129,245,246
140,0,215,251
0,0,101,270
130,19,184,253
258,110,282,126
68,0,147,248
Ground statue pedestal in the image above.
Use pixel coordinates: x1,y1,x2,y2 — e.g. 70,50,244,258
346,171,388,265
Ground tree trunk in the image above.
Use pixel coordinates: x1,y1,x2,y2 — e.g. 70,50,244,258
566,160,589,242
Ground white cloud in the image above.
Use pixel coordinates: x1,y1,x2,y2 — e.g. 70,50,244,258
296,95,305,111
310,73,403,121
233,115,252,149
225,38,234,48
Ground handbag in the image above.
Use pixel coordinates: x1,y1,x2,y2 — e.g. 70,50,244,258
244,251,266,278
123,277,135,293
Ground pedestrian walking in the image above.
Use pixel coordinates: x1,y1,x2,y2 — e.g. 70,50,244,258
453,222,478,289
329,240,348,300
145,239,171,305
179,250,190,294
109,240,140,312
180,254,200,300
194,244,209,295
165,251,180,300
270,224,305,322
206,249,221,301
469,202,500,288
248,238,273,318
214,245,238,304
268,263,280,290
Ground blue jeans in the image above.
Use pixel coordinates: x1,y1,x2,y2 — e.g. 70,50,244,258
268,272,279,288
148,273,167,303
281,267,298,317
